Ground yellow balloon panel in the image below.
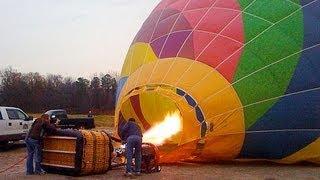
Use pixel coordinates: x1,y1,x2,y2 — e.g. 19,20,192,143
159,142,197,163
200,133,245,161
136,63,156,86
121,43,157,77
162,58,195,85
176,62,212,90
206,109,244,136
139,91,178,126
281,138,320,164
202,87,242,119
188,71,231,101
120,99,139,122
201,110,245,160
179,110,201,145
148,60,173,84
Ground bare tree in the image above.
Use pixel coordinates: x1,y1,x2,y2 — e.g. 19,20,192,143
0,68,119,114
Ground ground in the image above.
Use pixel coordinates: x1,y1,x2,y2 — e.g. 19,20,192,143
1,141,319,180
1,115,319,179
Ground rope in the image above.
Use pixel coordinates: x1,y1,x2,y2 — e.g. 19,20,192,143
0,155,28,174
90,131,97,174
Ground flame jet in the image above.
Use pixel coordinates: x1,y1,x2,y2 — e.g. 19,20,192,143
143,111,182,146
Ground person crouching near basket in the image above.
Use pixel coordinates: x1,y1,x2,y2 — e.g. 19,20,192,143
120,118,143,177
25,114,57,175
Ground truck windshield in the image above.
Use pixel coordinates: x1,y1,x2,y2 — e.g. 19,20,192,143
53,111,67,119
0,111,3,120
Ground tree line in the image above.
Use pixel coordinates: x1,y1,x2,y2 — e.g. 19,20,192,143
0,68,118,114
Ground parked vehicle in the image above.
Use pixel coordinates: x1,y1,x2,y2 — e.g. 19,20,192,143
0,106,34,146
45,109,95,130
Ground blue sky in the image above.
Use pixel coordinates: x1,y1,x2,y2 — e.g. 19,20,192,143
0,0,160,78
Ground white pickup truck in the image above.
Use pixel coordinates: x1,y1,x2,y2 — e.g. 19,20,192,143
0,106,34,146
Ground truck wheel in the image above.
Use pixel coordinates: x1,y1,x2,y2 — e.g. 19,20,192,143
78,125,85,130
156,165,162,172
0,141,9,148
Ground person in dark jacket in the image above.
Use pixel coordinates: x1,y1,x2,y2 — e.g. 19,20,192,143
25,114,57,175
120,118,143,176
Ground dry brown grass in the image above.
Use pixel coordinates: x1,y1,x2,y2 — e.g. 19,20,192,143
93,115,114,128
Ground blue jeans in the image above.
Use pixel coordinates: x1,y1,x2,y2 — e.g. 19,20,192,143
125,135,142,173
25,138,43,174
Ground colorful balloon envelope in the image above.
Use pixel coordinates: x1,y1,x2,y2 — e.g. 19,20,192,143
115,0,320,164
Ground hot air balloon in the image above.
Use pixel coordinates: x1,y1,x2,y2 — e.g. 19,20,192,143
115,0,320,164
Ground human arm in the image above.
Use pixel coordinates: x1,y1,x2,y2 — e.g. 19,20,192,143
44,121,57,135
120,122,131,143
120,122,129,136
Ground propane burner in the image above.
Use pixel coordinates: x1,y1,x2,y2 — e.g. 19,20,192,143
112,143,161,173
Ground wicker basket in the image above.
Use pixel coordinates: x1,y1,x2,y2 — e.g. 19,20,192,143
41,129,112,176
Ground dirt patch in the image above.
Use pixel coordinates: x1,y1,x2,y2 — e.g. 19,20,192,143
1,142,319,180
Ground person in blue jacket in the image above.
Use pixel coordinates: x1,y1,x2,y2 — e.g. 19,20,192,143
120,118,143,177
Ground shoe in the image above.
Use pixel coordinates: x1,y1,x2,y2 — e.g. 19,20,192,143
34,171,46,175
134,172,141,176
26,172,34,175
124,172,134,177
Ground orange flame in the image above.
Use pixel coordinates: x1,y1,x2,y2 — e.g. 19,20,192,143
143,111,182,146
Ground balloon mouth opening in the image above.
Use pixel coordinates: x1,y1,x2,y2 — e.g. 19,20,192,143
116,83,210,158
117,90,184,151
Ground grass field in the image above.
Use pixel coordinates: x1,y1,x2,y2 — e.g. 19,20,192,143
93,115,114,127
29,113,115,128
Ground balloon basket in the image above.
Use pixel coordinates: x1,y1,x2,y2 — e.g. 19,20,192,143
41,129,112,176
